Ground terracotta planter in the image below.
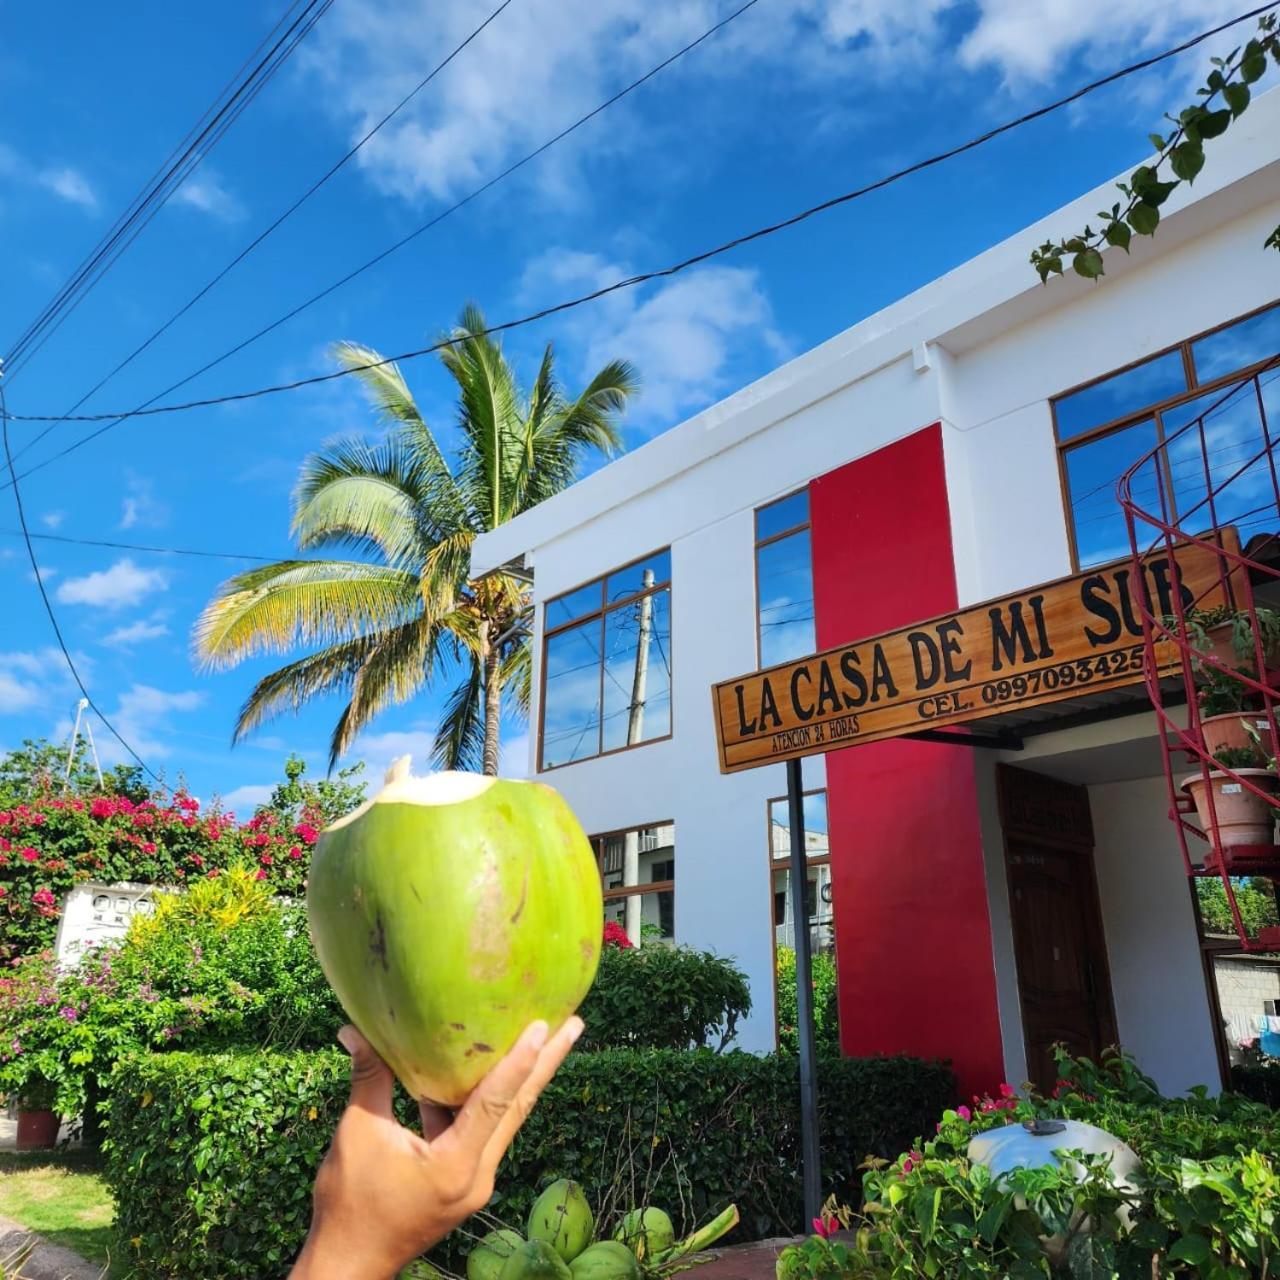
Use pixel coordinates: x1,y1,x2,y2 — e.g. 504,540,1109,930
1200,711,1276,759
1182,768,1279,848
16,1108,59,1150
1202,621,1280,690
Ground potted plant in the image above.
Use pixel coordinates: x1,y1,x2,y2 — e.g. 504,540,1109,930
13,1075,59,1151
1182,605,1280,676
1197,666,1277,758
1182,746,1279,850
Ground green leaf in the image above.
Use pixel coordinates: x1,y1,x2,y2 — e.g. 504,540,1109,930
1072,248,1105,279
1128,202,1160,235
1148,133,1166,151
912,1185,941,1243
1104,221,1132,252
1198,108,1232,138
1168,1234,1213,1264
1224,81,1251,116
1170,141,1205,183
1241,45,1267,83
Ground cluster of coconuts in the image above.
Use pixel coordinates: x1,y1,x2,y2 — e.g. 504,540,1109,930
462,1179,734,1280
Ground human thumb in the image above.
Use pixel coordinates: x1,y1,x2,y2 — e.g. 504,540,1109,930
338,1024,394,1118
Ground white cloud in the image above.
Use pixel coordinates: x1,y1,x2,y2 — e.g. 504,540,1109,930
103,615,170,648
36,165,98,209
104,684,206,761
499,729,530,778
171,169,246,222
349,726,439,780
0,670,41,715
521,247,787,425
294,0,1235,204
219,783,276,814
56,558,167,610
41,510,66,530
0,145,98,211
119,472,168,530
0,649,83,716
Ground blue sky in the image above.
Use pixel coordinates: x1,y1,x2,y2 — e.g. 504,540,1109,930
0,0,1264,810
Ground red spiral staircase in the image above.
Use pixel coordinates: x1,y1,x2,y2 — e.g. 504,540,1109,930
1120,355,1280,954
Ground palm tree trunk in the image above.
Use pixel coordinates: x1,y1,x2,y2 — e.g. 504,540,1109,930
482,626,502,776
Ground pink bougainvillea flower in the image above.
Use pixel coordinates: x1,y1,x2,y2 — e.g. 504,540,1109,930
812,1217,835,1239
256,869,268,880
32,889,55,907
956,1105,972,1121
999,1083,1017,1099
259,853,273,866
18,847,38,863
288,846,302,859
294,823,319,845
0,887,7,899
902,1157,914,1174
59,1006,78,1021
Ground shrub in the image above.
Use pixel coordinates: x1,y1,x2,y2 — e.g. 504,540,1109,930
105,1047,955,1279
0,745,363,961
0,870,341,1120
775,947,839,1055
577,945,751,1050
777,1048,1280,1279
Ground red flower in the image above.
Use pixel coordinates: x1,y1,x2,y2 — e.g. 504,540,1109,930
812,1217,835,1240
256,869,269,880
18,848,38,864
295,823,319,845
142,842,157,854
0,887,7,899
32,889,55,907
999,1083,1017,1099
603,921,634,949
260,853,273,866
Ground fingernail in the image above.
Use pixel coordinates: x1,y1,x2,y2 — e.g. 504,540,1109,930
528,1021,549,1050
337,1026,358,1056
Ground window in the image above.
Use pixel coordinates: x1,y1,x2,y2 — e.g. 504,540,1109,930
1053,300,1280,569
767,790,837,1047
594,822,675,947
755,490,815,667
540,550,672,770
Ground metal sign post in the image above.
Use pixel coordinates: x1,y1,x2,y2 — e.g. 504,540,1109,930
786,755,822,1227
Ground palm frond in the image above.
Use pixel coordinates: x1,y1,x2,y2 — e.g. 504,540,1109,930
430,658,485,773
193,561,421,669
500,639,532,721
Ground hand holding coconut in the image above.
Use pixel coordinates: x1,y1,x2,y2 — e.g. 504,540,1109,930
291,1018,583,1280
293,758,603,1279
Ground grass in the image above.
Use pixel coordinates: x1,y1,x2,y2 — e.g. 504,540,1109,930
0,1148,115,1272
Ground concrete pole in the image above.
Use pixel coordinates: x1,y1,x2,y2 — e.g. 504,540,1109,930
623,569,655,944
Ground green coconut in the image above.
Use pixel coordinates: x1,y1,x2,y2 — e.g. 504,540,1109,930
399,1263,444,1280
527,1178,594,1261
307,757,602,1106
569,1241,641,1280
614,1208,675,1260
499,1240,572,1280
467,1229,526,1280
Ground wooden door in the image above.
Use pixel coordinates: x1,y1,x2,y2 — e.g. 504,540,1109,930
998,766,1117,1093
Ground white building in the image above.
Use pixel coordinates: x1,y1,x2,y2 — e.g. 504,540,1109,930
473,89,1280,1100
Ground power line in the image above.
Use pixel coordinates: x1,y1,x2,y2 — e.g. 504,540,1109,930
3,0,334,382
0,529,279,562
0,0,768,481
5,0,520,470
0,375,161,785
4,0,1275,463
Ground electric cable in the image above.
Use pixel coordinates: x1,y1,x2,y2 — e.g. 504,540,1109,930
3,0,334,381
0,529,279,561
5,0,520,466
4,0,1275,467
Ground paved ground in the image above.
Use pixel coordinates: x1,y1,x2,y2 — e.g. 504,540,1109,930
0,1215,103,1280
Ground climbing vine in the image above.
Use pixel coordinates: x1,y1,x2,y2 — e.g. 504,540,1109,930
1031,13,1279,283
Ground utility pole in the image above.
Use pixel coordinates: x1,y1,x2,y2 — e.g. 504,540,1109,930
623,568,655,943
65,697,104,789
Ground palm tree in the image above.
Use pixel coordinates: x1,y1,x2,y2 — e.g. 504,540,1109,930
194,305,637,774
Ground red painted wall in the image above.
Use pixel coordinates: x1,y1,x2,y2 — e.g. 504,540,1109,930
809,423,1005,1099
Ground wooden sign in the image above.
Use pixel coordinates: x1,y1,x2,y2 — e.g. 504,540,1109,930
713,535,1238,773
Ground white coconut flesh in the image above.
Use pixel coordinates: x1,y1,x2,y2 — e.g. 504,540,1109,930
324,755,508,832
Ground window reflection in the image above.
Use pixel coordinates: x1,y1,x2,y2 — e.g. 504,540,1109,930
1192,302,1280,383
597,823,675,947
1055,351,1187,441
541,551,672,769
767,793,833,955
1064,420,1160,567
758,529,816,666
756,490,809,541
543,620,602,768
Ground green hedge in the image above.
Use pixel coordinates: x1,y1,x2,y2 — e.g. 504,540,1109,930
105,1047,955,1279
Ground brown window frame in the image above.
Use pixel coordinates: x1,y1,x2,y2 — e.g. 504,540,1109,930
764,787,834,1048
1052,298,1280,571
592,820,676,943
537,549,673,772
754,489,815,668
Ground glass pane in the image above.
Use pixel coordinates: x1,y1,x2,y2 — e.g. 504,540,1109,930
768,793,829,861
599,824,675,891
757,529,816,666
1163,378,1273,541
1063,420,1160,568
1196,876,1279,944
1192,303,1280,384
542,619,602,767
756,489,809,541
602,588,671,752
771,863,836,955
606,550,671,603
1054,350,1187,441
546,580,603,630
604,889,674,947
